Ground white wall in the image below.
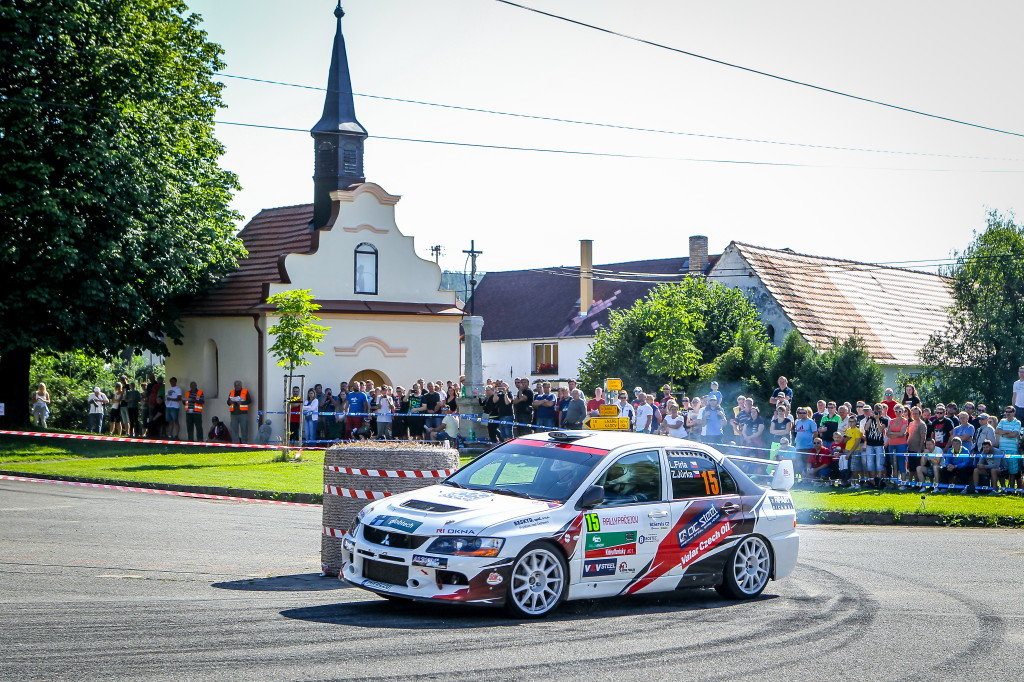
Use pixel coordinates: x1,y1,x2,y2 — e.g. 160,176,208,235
165,316,259,439
481,336,594,386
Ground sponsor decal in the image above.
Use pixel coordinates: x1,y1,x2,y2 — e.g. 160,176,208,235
679,520,733,569
486,572,503,585
637,533,659,545
678,505,721,547
362,579,394,592
513,515,550,528
618,561,636,574
437,490,493,502
429,527,478,535
585,513,601,532
412,554,448,569
769,495,795,510
370,515,423,533
647,519,671,530
600,513,639,527
356,508,367,520
583,558,617,577
585,531,638,558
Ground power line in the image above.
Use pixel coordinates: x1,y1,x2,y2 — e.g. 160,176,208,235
215,72,1024,163
493,0,1024,140
5,96,1023,174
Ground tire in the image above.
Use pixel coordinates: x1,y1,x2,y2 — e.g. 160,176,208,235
504,542,568,618
715,535,773,599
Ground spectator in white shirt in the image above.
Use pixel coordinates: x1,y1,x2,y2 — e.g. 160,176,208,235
634,392,654,433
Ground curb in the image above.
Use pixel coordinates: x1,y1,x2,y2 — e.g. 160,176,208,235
797,509,1024,528
0,469,322,505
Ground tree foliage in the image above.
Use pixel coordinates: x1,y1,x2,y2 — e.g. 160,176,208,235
0,0,245,424
267,290,330,373
578,279,884,410
918,210,1024,405
578,279,772,391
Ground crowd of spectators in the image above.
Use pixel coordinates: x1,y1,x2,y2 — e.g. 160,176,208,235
30,366,1024,493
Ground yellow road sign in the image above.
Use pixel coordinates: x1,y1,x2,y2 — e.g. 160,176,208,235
604,378,622,391
598,404,619,417
585,416,631,430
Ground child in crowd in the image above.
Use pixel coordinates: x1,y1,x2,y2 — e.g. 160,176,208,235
843,417,864,489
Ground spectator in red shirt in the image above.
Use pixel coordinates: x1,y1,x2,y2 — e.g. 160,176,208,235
805,437,833,482
586,387,604,417
881,388,898,419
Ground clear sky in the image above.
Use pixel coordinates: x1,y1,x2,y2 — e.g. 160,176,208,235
187,0,1024,275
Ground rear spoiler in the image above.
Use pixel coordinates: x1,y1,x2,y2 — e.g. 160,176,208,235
725,455,795,491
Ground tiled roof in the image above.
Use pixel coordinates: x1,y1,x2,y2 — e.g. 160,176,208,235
184,204,315,316
472,256,717,341
727,242,952,366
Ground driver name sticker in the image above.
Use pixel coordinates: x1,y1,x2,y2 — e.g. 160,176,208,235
585,531,638,558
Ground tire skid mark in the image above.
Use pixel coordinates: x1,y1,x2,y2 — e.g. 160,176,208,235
357,563,876,680
809,557,1009,681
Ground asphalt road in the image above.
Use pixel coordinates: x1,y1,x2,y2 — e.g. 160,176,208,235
2,478,1022,681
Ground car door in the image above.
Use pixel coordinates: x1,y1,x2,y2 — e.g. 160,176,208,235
579,449,669,590
664,449,746,586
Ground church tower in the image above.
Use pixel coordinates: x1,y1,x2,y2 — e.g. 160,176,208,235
310,2,367,230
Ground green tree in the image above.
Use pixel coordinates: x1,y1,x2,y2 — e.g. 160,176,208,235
266,289,329,444
918,210,1024,405
0,0,245,426
578,279,772,392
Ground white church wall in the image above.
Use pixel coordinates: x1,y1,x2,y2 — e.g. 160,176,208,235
165,316,259,440
260,312,460,443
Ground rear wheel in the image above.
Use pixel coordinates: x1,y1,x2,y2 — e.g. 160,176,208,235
504,543,568,618
715,535,772,599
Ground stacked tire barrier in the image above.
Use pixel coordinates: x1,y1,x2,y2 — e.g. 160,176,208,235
321,442,460,576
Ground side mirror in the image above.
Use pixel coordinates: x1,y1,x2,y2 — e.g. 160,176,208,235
577,484,605,509
771,459,795,491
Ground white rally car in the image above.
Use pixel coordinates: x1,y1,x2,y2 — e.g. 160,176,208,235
341,431,798,618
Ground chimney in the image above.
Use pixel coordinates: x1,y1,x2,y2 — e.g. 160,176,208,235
579,239,593,316
688,235,708,274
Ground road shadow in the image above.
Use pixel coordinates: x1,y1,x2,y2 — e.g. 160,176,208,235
280,589,775,627
212,573,353,592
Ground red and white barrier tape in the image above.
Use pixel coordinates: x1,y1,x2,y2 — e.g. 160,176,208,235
324,485,391,500
0,474,321,506
322,525,348,538
324,465,453,478
0,429,326,450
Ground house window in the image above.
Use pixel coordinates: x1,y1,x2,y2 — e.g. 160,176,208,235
532,342,558,375
354,242,378,295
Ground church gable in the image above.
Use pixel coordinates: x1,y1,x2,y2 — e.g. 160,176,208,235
268,183,456,307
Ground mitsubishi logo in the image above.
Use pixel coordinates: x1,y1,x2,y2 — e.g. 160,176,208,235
381,534,391,546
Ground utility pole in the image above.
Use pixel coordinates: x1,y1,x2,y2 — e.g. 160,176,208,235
430,245,443,264
463,240,483,315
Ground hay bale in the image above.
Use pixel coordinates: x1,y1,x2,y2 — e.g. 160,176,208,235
321,442,460,576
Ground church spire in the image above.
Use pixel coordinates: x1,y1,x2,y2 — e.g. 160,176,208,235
311,1,367,230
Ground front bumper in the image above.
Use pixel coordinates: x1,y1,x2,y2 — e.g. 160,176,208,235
341,530,513,604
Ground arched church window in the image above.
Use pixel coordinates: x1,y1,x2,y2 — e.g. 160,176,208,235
203,339,219,398
355,242,378,295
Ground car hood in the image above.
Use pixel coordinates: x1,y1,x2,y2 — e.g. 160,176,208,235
361,485,562,535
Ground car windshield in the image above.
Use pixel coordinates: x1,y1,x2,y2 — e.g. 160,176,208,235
445,440,604,502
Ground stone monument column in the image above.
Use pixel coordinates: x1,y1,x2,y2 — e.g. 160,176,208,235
457,316,485,442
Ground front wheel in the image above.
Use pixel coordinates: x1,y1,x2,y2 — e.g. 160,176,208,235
504,543,568,618
716,535,773,599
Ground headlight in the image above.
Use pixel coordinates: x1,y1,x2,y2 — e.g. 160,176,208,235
348,517,360,536
425,536,505,557
342,537,355,551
